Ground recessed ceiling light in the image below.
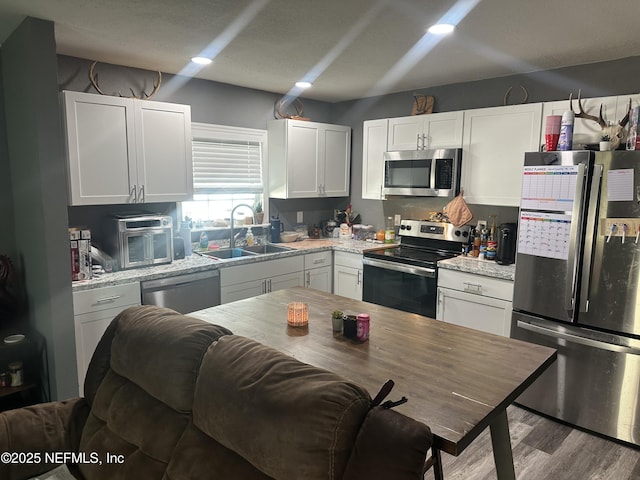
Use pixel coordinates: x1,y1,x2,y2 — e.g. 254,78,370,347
428,23,455,34
191,56,213,65
295,81,312,89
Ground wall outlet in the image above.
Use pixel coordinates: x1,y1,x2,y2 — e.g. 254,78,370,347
297,211,304,223
394,214,401,226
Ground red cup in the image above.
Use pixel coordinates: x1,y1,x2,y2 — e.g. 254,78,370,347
545,115,562,151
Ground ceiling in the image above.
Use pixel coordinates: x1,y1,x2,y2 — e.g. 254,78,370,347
1,0,639,103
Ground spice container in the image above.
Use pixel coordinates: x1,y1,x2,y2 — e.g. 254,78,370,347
9,361,23,387
356,313,370,341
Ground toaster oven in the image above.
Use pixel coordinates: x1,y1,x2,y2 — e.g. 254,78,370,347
105,214,173,270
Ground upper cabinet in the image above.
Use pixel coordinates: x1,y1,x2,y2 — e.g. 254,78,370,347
362,119,388,200
63,91,192,206
461,103,543,206
268,119,351,198
387,111,464,151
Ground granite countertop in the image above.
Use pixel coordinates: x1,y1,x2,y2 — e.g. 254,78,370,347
438,256,516,281
71,239,394,292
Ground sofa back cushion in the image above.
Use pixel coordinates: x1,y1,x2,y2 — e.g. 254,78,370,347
187,335,372,480
78,306,231,480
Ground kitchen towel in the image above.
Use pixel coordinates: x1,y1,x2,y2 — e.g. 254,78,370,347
444,191,473,227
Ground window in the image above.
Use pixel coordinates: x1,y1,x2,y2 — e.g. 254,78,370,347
181,123,267,226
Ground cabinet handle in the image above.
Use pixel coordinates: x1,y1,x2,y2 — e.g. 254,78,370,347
268,279,272,292
422,134,428,150
95,295,121,304
463,282,483,294
306,271,311,287
313,259,325,265
357,270,361,286
416,133,422,150
139,185,144,203
130,185,137,203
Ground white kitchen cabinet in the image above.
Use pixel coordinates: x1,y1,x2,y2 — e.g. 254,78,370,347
387,111,464,151
268,119,351,198
362,119,388,200
436,269,513,337
541,95,618,147
461,103,543,206
73,282,141,395
63,90,192,205
220,255,304,303
333,251,362,300
304,251,333,292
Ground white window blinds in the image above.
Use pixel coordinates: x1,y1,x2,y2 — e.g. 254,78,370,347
191,123,266,194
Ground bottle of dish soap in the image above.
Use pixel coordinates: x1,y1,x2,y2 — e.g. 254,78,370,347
246,227,254,246
199,231,209,249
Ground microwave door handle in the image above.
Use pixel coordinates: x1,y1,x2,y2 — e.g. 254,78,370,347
430,157,437,193
578,164,603,313
564,162,587,314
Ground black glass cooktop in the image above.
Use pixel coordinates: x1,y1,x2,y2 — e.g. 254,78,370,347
363,245,458,267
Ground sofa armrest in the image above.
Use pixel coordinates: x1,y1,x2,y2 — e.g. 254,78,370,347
342,406,433,480
0,398,90,480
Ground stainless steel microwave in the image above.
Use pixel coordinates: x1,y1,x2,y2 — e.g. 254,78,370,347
105,214,173,270
383,148,462,197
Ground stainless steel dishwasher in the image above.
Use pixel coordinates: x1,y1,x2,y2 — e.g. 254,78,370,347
140,270,220,314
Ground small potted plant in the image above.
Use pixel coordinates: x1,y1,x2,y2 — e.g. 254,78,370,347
331,310,343,333
600,134,612,151
254,201,264,224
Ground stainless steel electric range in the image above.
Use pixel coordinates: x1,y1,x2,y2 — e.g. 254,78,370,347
362,219,471,318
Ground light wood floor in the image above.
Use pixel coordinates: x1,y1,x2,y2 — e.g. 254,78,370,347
437,405,640,480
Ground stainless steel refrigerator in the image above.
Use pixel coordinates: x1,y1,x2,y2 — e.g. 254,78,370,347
511,150,640,446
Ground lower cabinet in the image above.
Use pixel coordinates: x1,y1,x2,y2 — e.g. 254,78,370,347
304,251,333,293
73,282,141,395
333,251,363,300
436,269,513,337
220,256,304,304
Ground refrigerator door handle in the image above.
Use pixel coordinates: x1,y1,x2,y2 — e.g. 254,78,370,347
564,162,587,313
578,164,603,313
517,319,640,355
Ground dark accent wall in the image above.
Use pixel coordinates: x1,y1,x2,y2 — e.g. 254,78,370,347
1,18,76,400
0,55,15,257
331,56,640,229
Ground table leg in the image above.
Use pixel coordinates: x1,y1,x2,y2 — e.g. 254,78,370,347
489,409,516,480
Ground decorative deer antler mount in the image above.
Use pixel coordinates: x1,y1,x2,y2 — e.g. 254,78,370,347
569,90,631,150
89,61,162,100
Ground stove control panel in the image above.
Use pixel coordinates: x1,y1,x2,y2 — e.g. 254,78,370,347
399,219,470,242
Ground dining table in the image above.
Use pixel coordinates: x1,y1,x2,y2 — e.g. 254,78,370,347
190,287,557,480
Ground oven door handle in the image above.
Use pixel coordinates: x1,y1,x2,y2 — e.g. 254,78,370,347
362,257,436,278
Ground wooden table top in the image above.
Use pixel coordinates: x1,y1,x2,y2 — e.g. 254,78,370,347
190,287,556,456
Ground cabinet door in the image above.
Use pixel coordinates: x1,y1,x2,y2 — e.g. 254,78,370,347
269,271,305,293
321,125,351,197
437,287,512,337
387,116,423,150
135,101,193,202
287,121,321,197
362,119,388,199
424,111,464,149
333,265,362,300
63,91,136,205
221,278,266,304
462,103,543,206
306,266,332,292
542,96,618,147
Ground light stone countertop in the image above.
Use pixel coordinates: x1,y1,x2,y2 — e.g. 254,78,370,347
438,255,516,281
71,239,395,292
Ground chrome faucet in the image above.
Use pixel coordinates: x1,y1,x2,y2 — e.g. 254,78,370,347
229,204,256,249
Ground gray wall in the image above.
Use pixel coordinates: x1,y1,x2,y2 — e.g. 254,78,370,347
1,18,76,400
332,56,640,230
0,55,15,257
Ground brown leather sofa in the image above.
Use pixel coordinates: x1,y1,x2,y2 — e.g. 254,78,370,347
0,305,433,480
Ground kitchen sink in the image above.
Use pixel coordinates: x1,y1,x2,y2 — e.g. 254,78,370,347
199,248,257,260
242,244,293,254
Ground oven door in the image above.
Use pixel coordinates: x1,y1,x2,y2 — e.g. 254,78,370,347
362,257,437,318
